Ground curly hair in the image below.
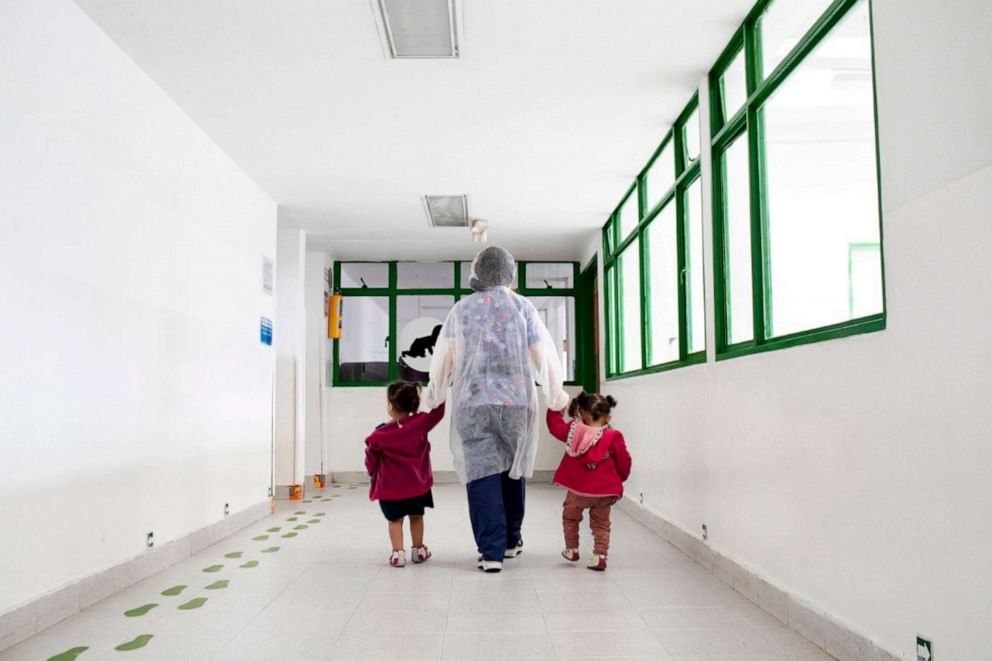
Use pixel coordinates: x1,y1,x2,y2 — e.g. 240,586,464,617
568,391,618,422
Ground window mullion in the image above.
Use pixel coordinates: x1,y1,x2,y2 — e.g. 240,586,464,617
387,262,398,381
744,17,766,346
639,227,651,370
676,184,689,361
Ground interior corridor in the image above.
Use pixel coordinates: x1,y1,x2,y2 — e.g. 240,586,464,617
2,484,831,661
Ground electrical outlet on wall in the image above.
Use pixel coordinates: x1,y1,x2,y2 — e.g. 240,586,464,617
701,524,708,541
224,503,230,516
146,531,154,548
916,636,932,661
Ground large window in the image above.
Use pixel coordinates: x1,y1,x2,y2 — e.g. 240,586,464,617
710,0,884,357
603,96,707,378
334,261,581,385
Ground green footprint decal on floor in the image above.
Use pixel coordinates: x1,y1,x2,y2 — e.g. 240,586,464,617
124,603,158,617
261,546,280,553
286,517,298,522
332,484,341,488
294,524,308,530
241,560,259,568
307,519,320,524
115,635,153,652
266,527,281,533
281,532,298,538
202,565,223,573
294,510,306,515
314,513,326,517
302,499,312,503
47,646,89,661
178,597,207,610
205,580,229,590
161,585,186,597
321,498,332,502
224,551,243,559
253,535,269,541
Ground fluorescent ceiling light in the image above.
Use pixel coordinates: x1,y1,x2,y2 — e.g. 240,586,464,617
424,195,468,227
377,0,459,58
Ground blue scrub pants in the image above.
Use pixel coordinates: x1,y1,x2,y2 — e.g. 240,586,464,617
466,471,525,562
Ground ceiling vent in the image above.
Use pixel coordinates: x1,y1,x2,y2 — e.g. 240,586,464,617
375,0,459,58
423,195,468,227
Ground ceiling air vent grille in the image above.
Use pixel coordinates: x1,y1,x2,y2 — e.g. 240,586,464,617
424,195,468,227
376,0,459,59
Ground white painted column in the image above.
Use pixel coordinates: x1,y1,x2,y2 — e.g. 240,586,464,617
274,227,307,491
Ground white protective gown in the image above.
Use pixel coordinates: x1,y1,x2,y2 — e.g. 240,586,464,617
422,286,570,483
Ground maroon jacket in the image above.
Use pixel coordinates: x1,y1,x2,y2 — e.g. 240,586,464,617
547,409,632,498
365,404,445,501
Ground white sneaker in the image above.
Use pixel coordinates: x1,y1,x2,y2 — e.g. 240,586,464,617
411,546,432,564
476,555,503,573
561,548,580,562
586,554,607,571
504,539,524,559
389,550,407,567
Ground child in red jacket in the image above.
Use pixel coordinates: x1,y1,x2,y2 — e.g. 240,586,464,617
365,381,445,568
547,392,631,571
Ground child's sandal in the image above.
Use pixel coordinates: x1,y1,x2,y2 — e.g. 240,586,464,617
389,550,407,567
411,546,431,564
561,548,580,562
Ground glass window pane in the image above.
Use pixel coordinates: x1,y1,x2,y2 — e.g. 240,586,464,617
645,138,676,213
605,266,617,375
604,220,615,256
720,48,748,124
617,189,639,241
397,262,454,289
528,297,576,381
762,0,882,338
459,262,472,288
685,177,706,354
849,244,883,317
340,263,388,289
759,0,835,77
647,202,679,366
525,263,574,290
396,295,454,381
722,131,754,345
619,239,642,372
339,296,390,382
683,106,701,164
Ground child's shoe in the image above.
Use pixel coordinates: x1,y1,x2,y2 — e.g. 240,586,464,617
561,548,580,562
411,546,432,564
586,554,607,571
389,550,407,567
504,539,524,559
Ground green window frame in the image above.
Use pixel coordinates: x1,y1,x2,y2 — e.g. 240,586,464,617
709,0,886,360
603,95,707,380
332,260,583,387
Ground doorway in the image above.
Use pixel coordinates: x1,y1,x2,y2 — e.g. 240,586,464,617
577,256,599,393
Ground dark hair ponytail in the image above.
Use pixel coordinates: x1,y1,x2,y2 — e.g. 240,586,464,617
387,380,421,415
568,391,617,422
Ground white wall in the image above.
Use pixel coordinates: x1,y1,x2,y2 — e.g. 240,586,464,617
601,2,992,659
273,227,306,487
304,250,333,477
0,0,276,615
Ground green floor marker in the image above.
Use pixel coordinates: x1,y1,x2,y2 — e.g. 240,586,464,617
307,519,320,524
47,646,89,660
224,551,243,559
266,527,281,532
202,564,223,573
252,535,269,541
293,524,308,530
302,499,312,503
123,603,158,618
261,546,280,553
332,484,341,488
205,580,229,590
314,512,326,516
294,510,306,515
178,597,207,610
161,585,186,597
281,532,298,538
240,560,259,568
115,635,153,652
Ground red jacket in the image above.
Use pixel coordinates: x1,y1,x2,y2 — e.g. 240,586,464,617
365,404,445,501
547,409,631,498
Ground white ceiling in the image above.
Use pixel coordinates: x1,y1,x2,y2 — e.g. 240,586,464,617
76,0,754,261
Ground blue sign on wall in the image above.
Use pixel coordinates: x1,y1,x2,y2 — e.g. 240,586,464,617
260,317,273,346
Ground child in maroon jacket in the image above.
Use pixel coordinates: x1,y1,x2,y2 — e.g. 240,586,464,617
547,392,631,571
365,381,445,568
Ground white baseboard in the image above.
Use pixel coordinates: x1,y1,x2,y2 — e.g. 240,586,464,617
615,497,902,661
0,500,271,653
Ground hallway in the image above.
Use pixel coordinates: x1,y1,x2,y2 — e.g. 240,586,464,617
2,484,831,661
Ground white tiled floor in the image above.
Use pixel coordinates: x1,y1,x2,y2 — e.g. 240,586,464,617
2,484,836,661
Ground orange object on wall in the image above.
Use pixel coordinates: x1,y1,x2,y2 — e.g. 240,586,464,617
289,485,302,501
328,293,343,339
